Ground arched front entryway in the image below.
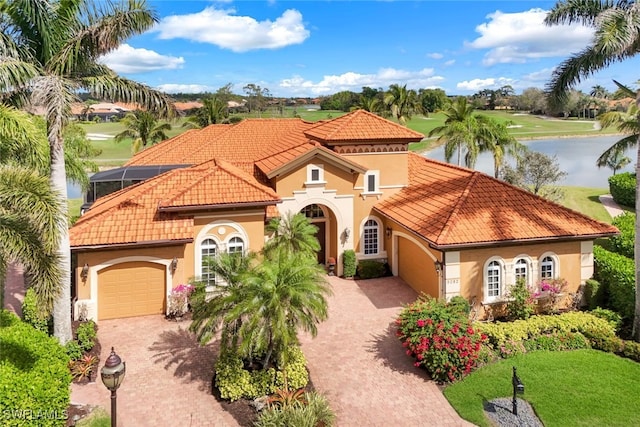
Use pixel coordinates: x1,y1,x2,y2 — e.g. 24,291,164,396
300,203,338,266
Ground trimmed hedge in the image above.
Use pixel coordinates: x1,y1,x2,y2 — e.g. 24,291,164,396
610,212,634,259
356,260,386,279
342,250,356,278
21,288,50,334
609,172,636,208
584,279,607,310
0,310,71,426
593,246,635,320
214,346,309,401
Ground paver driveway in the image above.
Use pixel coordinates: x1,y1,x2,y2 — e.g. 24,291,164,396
72,276,472,426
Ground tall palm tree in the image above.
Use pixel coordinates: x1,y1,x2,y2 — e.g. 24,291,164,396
0,166,63,314
545,0,640,341
0,0,174,343
476,116,526,178
383,84,422,125
429,97,479,166
352,95,382,114
183,95,229,129
115,110,172,153
590,84,609,99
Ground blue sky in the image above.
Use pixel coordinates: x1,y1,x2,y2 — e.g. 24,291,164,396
98,1,638,98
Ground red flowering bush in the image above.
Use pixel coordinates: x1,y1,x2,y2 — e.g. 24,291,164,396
396,296,487,383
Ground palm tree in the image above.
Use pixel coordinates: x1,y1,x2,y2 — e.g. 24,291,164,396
183,95,229,129
115,110,172,153
545,0,640,341
0,166,63,314
352,95,382,114
264,212,320,259
0,0,174,343
383,84,422,125
590,84,609,99
429,97,479,166
476,116,526,178
597,103,639,174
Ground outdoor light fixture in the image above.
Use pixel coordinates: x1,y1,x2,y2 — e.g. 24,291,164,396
386,226,392,237
434,260,443,275
101,347,126,427
344,227,351,240
80,263,89,280
512,366,525,416
170,257,178,273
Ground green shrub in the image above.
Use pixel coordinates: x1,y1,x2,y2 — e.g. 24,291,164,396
214,346,309,401
21,288,51,334
356,260,386,279
593,246,635,320
396,296,487,382
523,331,590,352
0,310,71,426
589,307,623,332
255,392,335,427
65,340,83,361
342,250,356,278
621,340,640,362
609,172,636,207
447,296,470,317
584,278,607,310
506,279,535,320
477,312,616,350
76,320,97,352
610,212,635,259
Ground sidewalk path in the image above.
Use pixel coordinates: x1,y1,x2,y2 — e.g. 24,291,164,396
598,194,626,218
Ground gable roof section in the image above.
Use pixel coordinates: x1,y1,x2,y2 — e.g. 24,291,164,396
70,159,279,248
256,145,368,178
374,153,618,248
304,109,424,144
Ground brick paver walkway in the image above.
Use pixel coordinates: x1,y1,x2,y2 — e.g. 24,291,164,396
71,276,473,426
300,276,474,426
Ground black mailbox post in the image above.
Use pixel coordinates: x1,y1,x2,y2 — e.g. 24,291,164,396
512,366,525,415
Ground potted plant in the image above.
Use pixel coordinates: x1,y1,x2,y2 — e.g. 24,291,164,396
327,257,336,276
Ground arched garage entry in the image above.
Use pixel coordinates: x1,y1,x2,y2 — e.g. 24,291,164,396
393,232,440,299
97,261,166,320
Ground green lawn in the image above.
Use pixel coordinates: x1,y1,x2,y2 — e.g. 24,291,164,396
444,350,640,427
559,186,612,223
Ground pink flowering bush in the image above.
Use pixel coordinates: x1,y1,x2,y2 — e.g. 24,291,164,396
396,296,487,383
533,278,568,314
167,284,195,318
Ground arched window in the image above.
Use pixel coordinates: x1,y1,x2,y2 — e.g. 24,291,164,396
363,219,379,255
514,258,528,283
300,204,325,219
541,256,555,280
487,260,501,299
201,238,217,286
227,237,244,254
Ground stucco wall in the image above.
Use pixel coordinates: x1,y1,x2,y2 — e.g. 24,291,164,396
397,236,439,298
458,240,584,302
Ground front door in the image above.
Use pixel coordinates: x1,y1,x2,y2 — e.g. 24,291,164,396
315,221,326,264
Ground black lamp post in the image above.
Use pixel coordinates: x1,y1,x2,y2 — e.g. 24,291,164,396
512,366,524,415
101,347,126,427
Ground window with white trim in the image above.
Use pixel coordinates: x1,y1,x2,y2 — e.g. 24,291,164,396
487,260,502,299
227,237,244,254
540,256,555,279
364,170,379,193
363,219,379,255
201,238,217,286
306,164,325,184
514,258,528,283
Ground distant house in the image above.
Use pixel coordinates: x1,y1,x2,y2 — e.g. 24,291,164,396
69,110,617,321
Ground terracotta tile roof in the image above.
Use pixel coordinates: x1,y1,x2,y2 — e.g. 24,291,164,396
304,109,424,143
374,153,618,248
70,159,279,248
174,101,203,111
126,119,317,168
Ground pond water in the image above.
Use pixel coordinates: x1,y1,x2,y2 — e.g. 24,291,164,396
424,135,633,189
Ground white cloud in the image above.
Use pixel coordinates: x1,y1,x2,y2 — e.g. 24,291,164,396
155,83,214,94
467,8,594,65
153,7,309,52
444,59,456,67
99,44,184,74
279,68,444,95
426,52,443,59
456,77,516,92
